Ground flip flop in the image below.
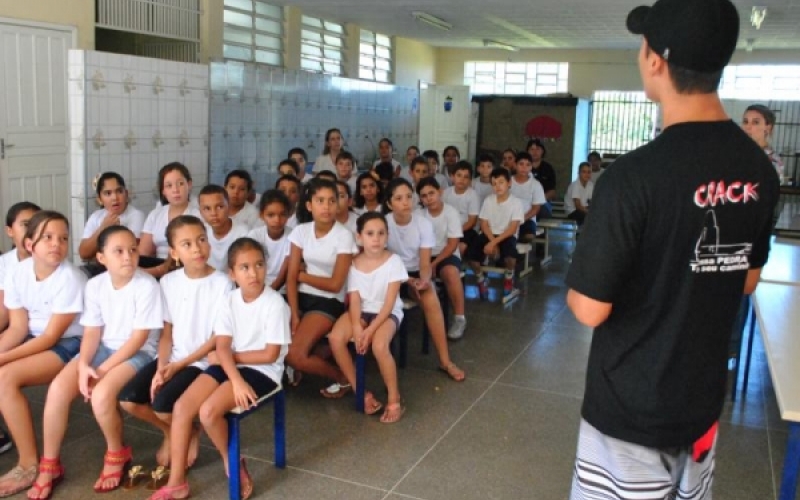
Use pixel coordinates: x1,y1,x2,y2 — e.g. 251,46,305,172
364,391,383,416
380,403,406,424
239,458,253,500
439,363,466,382
320,382,352,399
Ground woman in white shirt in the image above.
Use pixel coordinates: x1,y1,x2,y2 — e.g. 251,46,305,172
312,128,344,174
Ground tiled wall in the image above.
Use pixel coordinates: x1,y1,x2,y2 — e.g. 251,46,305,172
68,50,209,257
208,62,419,192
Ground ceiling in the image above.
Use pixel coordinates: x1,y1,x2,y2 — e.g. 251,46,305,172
274,0,800,50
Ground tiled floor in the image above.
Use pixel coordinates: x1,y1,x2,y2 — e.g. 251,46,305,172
0,252,792,500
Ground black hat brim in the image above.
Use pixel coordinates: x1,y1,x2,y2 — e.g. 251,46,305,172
627,5,650,35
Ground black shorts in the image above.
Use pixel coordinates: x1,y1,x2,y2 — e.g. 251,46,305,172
467,233,518,263
118,359,203,414
400,270,421,299
460,229,478,248
432,254,462,276
298,292,345,322
518,219,538,240
203,365,278,398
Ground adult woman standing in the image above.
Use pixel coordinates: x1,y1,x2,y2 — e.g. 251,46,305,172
742,104,785,183
313,128,345,174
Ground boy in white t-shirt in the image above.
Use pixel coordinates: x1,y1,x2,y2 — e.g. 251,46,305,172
224,170,262,231
248,189,292,292
466,168,524,299
276,175,301,231
472,153,495,206
442,161,480,257
422,150,451,189
288,147,310,183
408,157,429,209
335,151,359,194
565,162,594,226
511,151,547,243
198,185,250,271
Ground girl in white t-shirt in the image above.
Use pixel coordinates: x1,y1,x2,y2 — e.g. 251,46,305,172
1,202,41,332
335,180,358,236
140,163,201,278
247,190,292,292
154,238,290,500
384,179,465,383
353,172,384,215
120,215,232,471
329,213,408,423
78,172,145,261
286,179,355,396
418,178,468,341
29,226,162,498
0,211,85,497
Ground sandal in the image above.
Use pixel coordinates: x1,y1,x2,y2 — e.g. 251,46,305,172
364,391,383,416
320,382,352,399
239,458,253,500
147,466,170,491
380,403,406,424
438,362,466,382
93,445,132,493
26,458,63,500
147,482,190,500
123,465,148,490
0,465,37,498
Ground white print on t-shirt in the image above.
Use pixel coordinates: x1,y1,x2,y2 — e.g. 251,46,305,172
690,210,752,274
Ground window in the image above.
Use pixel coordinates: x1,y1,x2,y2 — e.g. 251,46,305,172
223,0,283,66
300,15,344,75
719,65,800,100
464,62,568,95
359,30,392,83
590,91,659,156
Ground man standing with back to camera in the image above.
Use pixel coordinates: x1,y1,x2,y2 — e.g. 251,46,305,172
566,0,779,498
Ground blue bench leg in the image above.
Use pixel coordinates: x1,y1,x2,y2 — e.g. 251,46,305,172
741,302,757,396
355,353,365,413
274,390,286,468
227,416,241,500
398,318,408,369
779,423,800,500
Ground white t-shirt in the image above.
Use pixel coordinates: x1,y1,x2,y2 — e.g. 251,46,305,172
288,222,356,301
214,286,291,385
348,253,407,322
142,204,202,259
286,213,298,231
353,205,382,216
479,194,525,237
230,203,262,231
442,187,480,227
421,205,463,258
80,269,162,356
472,178,494,206
511,176,547,218
399,169,414,184
386,213,436,272
160,268,233,368
82,205,146,239
312,154,335,173
590,169,605,183
339,176,358,194
339,211,358,236
564,179,595,214
4,259,85,338
0,250,23,291
435,173,451,189
247,226,291,290
206,221,250,272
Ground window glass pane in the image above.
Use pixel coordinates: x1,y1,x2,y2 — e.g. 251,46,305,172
225,0,252,12
324,34,342,47
301,30,321,43
538,63,558,73
360,43,375,56
301,45,322,58
323,61,340,74
376,46,391,59
255,2,281,18
507,63,526,74
224,10,252,28
255,49,281,66
224,1,283,64
302,59,321,71
376,58,391,71
324,21,343,34
325,50,342,61
302,16,322,28
375,70,389,82
465,61,567,95
224,27,252,45
360,30,375,43
255,34,280,50
255,17,280,33
376,34,391,47
360,55,373,67
360,68,373,79
224,44,252,60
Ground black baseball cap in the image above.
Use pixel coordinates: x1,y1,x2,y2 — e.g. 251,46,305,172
626,0,740,72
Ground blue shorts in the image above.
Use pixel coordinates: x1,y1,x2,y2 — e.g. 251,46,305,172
25,335,82,364
89,343,154,373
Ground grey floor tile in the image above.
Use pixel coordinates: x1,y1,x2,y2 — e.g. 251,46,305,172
714,421,776,500
393,385,581,500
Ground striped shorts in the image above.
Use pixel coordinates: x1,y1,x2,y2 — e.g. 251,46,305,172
570,419,716,500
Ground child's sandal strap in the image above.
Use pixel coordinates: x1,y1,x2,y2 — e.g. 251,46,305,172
104,445,133,465
38,457,62,475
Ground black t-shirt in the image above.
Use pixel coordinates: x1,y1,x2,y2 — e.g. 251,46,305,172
566,120,779,448
532,161,556,193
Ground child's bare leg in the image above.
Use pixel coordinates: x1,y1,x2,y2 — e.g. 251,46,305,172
414,288,465,381
90,364,137,491
121,402,171,466
371,320,399,404
285,315,345,383
164,375,220,489
197,382,238,474
327,315,356,389
440,265,465,316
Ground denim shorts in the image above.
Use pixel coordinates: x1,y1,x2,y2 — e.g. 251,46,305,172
47,336,82,364
89,343,154,372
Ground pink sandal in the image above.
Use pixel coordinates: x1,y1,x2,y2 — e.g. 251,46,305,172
26,458,63,500
147,482,190,500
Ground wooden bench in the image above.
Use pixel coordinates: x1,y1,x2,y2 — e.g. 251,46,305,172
753,282,800,500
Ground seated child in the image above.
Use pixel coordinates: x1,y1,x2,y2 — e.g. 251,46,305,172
422,150,451,188
501,148,517,172
328,212,407,423
353,172,384,215
277,159,300,178
510,152,546,243
335,180,358,235
565,162,594,226
442,161,480,257
335,151,359,194
401,146,420,183
149,238,291,500
247,190,292,292
467,168,524,299
315,170,338,182
371,138,402,178
288,147,310,183
224,170,262,230
373,162,395,192
275,174,301,231
79,172,145,261
198,185,250,272
472,153,495,206
418,178,468,340
1,202,41,332
407,157,429,209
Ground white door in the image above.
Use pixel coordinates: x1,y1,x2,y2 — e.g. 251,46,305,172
0,21,72,250
419,84,471,159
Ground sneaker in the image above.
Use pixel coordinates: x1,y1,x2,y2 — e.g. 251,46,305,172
0,432,12,455
477,277,489,300
503,277,514,296
447,317,467,340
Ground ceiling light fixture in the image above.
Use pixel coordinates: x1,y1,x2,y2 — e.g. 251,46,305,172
411,11,452,31
751,6,767,29
483,39,519,52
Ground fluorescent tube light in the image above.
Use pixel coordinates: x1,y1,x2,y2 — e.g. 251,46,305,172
483,39,519,52
412,11,452,31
